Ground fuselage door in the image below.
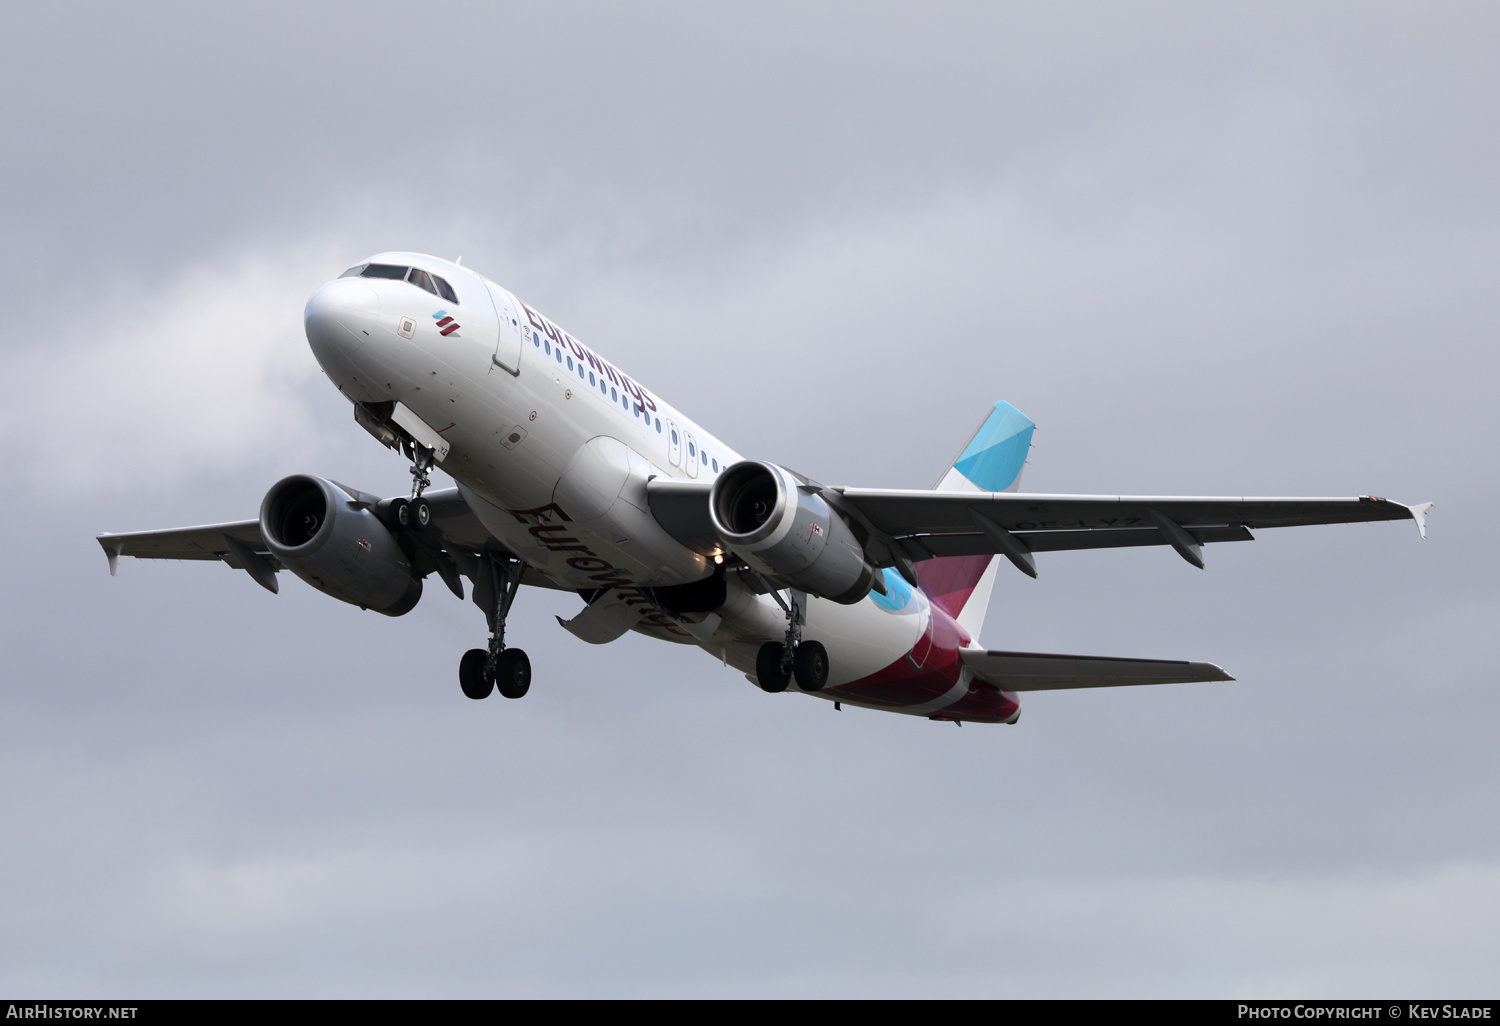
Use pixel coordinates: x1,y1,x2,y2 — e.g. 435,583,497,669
483,280,524,375
667,419,681,467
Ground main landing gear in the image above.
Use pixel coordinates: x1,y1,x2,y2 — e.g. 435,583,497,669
754,586,829,694
374,431,526,703
386,440,436,532
459,553,532,701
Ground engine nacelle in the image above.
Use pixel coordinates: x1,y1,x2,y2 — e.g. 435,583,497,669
709,461,877,604
260,475,422,616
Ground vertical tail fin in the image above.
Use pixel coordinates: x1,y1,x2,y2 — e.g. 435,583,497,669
916,401,1035,638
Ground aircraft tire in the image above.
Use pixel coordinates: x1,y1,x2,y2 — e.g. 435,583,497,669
495,649,531,699
388,498,410,531
459,648,492,699
755,642,791,693
412,498,431,530
793,640,829,693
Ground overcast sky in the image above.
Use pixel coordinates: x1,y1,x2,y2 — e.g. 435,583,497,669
1,1,1496,997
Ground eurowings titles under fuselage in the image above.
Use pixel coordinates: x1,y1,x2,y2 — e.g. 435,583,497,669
97,251,1432,724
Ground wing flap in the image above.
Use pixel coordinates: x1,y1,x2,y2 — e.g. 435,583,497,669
836,489,1422,536
904,524,1255,559
961,648,1234,691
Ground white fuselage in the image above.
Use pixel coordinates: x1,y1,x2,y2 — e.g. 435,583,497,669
305,252,991,718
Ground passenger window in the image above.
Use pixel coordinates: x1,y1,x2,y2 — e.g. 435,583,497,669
589,372,596,385
566,356,573,370
339,265,367,278
533,332,540,347
688,442,696,457
407,268,439,295
361,264,409,280
701,450,708,465
433,276,459,304
712,459,717,471
671,429,678,444
544,340,551,355
611,387,618,401
655,419,662,432
556,349,563,363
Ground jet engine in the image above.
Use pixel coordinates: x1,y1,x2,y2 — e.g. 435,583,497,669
708,461,877,604
260,475,422,616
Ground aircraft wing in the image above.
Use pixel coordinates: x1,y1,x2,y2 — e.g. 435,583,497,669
99,519,267,565
834,489,1427,535
829,489,1432,574
647,477,1432,576
960,648,1233,691
95,486,553,594
96,487,492,567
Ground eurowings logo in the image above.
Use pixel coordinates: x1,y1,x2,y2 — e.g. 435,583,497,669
870,567,913,613
433,310,460,337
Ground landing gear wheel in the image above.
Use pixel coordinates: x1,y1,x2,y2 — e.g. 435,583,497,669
793,640,829,693
472,554,530,701
411,498,431,530
756,642,791,693
388,498,410,530
459,649,492,699
494,648,531,699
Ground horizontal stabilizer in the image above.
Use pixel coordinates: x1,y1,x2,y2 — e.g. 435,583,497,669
961,648,1233,691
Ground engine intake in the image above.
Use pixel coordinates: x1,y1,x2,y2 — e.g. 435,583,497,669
709,461,876,604
260,475,422,616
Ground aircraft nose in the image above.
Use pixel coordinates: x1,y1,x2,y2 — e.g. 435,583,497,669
304,278,380,361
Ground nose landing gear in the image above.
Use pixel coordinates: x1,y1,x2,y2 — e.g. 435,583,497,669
459,552,531,701
386,495,432,532
386,439,437,532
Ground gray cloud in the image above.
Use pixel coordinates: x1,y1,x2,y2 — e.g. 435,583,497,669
0,1,1495,997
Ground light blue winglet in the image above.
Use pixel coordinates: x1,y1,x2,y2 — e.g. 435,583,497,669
953,401,1036,492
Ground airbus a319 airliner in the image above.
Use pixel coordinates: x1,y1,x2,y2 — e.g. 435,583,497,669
98,253,1432,724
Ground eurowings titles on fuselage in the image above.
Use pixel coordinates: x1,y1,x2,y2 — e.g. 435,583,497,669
95,251,1431,723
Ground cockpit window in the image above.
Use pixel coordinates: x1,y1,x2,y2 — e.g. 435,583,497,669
407,268,439,296
354,263,459,304
361,264,409,280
